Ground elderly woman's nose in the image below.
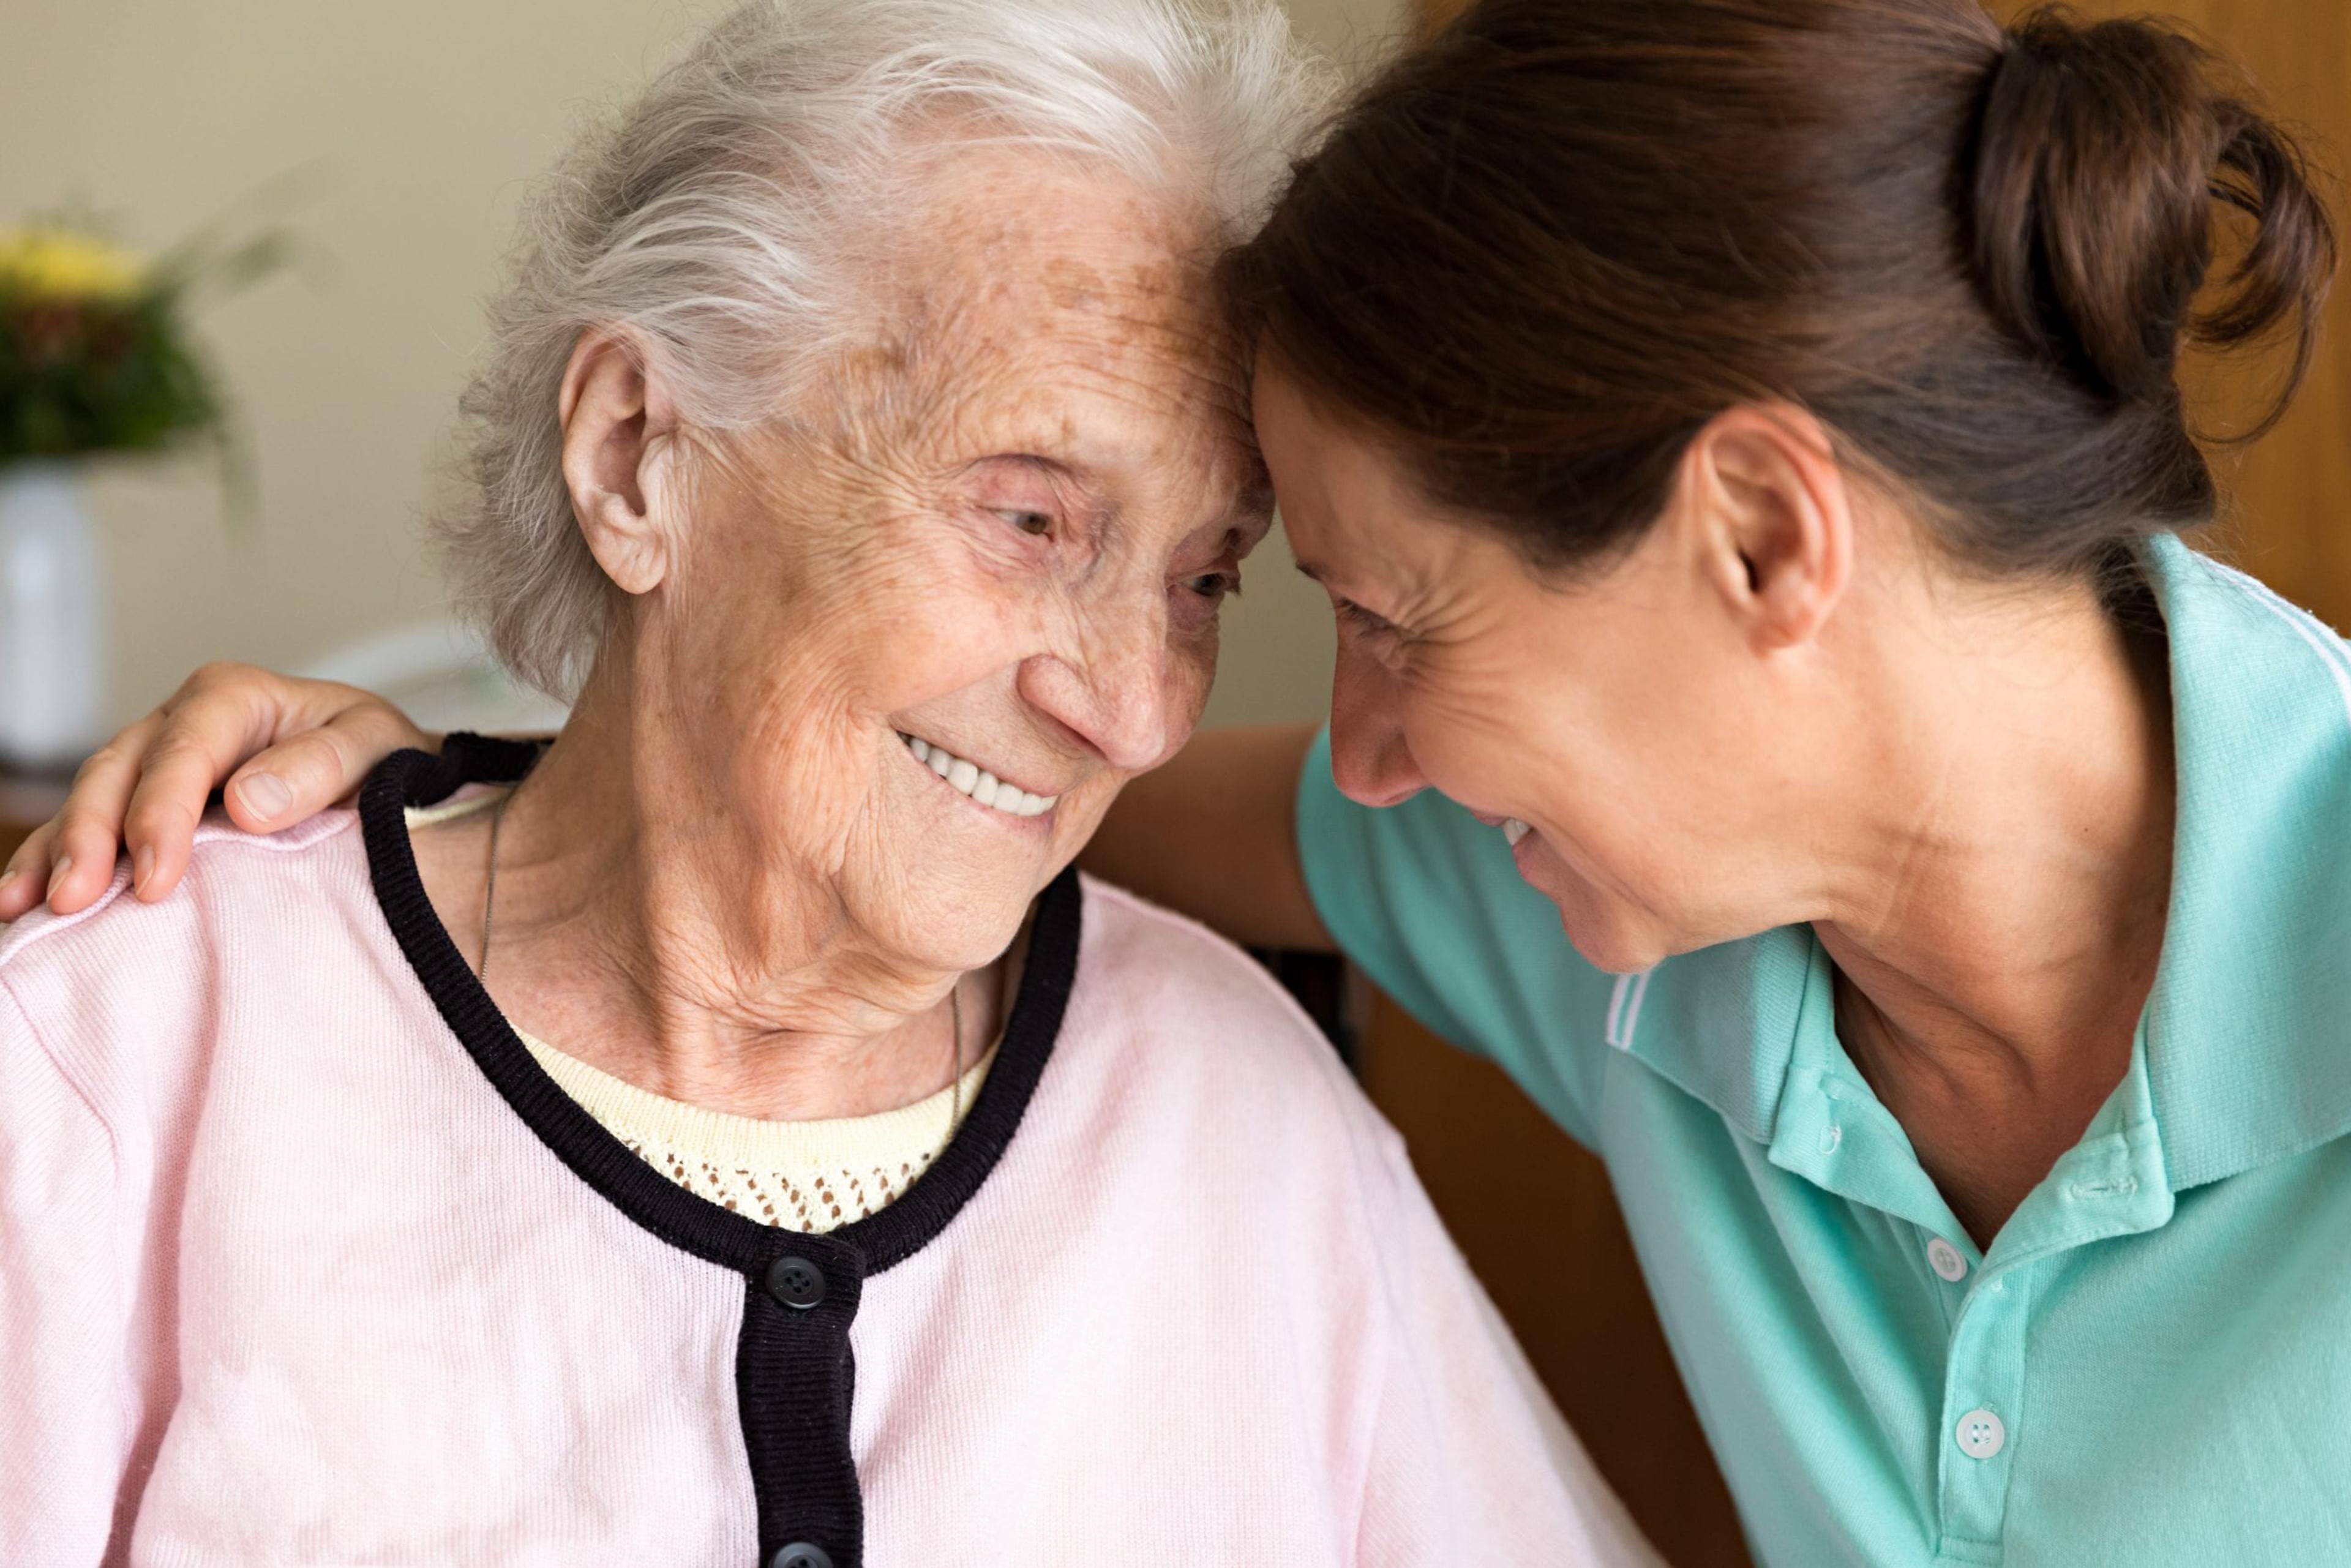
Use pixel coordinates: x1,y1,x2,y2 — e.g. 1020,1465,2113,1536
1018,622,1177,773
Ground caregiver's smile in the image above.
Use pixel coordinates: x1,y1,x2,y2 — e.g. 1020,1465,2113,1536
22,0,2351,1559
1464,811,1536,847
1258,357,1720,977
0,4,1681,1558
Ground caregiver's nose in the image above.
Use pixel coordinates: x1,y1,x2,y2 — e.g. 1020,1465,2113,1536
1328,649,1423,808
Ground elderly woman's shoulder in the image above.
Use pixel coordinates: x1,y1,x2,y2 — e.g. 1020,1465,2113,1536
1057,874,1425,1231
1077,872,1327,1015
1071,873,1362,1090
0,805,377,1149
0,805,368,985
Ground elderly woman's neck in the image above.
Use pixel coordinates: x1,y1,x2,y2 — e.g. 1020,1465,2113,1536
413,692,1005,1121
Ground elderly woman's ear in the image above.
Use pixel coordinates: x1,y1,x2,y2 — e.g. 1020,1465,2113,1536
559,329,684,595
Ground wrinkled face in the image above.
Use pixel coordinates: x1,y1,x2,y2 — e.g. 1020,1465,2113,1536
637,149,1267,974
1258,364,1793,975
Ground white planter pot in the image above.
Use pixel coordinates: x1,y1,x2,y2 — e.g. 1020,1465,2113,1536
0,461,107,770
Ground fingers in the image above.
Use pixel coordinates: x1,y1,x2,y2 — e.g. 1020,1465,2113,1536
0,662,440,923
114,730,258,910
102,662,315,907
116,668,425,899
9,712,168,917
219,697,424,834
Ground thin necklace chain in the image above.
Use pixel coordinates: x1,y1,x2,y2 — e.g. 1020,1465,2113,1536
478,786,967,1166
478,790,509,983
945,983,964,1163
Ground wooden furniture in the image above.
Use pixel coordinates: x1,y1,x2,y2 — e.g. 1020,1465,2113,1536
2089,0,2350,635
0,773,65,869
1375,4,2350,1564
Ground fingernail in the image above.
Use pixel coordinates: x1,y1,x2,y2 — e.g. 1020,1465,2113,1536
134,844,156,896
45,857,72,900
235,772,291,820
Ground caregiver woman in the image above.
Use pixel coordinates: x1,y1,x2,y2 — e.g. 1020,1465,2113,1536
14,0,2347,1562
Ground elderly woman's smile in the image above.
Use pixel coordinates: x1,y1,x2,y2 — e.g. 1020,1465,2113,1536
894,732,1059,819
0,2,1662,1560
402,137,1270,1122
20,0,2351,1557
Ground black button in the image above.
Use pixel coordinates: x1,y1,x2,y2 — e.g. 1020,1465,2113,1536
765,1255,826,1310
771,1544,832,1568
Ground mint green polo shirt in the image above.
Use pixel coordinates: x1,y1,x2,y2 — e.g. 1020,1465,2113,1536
1297,535,2351,1567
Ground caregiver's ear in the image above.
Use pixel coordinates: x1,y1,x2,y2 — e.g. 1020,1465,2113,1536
1671,403,1853,651
558,328,682,595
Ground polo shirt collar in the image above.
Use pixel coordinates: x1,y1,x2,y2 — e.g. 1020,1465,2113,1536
1615,536,2351,1194
2137,536,2351,1188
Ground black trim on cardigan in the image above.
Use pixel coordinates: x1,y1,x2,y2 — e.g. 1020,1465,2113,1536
358,735,1081,1568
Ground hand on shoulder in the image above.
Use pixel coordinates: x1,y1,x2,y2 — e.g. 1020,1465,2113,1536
0,663,429,920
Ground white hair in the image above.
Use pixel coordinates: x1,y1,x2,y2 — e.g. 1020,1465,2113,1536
440,0,1333,699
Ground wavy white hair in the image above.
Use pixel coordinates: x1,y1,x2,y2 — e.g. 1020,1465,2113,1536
440,0,1332,699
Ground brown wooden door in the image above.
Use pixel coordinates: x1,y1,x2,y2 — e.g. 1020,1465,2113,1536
1373,5,2350,1566
1987,1,2351,630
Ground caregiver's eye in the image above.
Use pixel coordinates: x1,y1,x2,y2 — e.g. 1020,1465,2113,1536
1335,599,1398,638
991,508,1053,536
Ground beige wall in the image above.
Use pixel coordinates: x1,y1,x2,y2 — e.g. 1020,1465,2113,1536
1,0,1403,733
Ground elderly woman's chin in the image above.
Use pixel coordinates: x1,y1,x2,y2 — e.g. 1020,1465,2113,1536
858,751,1112,973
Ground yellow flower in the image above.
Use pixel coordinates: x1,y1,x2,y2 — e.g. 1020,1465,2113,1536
0,226,149,302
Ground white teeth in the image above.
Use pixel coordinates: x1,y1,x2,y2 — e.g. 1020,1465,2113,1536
1502,818,1532,846
898,733,1057,819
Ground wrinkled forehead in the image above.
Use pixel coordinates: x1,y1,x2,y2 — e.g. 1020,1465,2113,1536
830,145,1258,475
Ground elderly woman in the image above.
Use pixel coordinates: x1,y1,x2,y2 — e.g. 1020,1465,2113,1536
37,0,2351,1564
0,2,1656,1564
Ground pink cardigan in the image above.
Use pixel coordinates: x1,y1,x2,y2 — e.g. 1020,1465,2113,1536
0,744,1654,1567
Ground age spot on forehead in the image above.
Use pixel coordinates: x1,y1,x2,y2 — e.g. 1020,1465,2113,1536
792,146,1250,470
1043,255,1105,314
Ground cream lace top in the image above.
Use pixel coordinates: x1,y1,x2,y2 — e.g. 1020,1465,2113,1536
410,793,992,1234
517,1030,991,1234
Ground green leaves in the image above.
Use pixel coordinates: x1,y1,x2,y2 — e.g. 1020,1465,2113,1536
0,216,296,531
0,288,222,460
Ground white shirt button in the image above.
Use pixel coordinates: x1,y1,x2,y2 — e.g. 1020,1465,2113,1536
1927,1237,1968,1282
1955,1408,2006,1460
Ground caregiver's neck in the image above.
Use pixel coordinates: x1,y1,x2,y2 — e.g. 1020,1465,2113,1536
1809,559,2175,1250
409,658,999,1123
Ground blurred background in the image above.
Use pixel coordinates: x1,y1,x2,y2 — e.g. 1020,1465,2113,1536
0,0,1400,741
6,2,2345,1566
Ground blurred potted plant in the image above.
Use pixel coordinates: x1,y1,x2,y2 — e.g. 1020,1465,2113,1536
0,219,285,769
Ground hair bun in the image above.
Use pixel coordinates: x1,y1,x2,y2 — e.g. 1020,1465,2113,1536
1968,6,2334,435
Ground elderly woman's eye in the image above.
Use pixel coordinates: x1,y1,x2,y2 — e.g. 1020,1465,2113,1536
1186,571,1239,600
992,508,1053,536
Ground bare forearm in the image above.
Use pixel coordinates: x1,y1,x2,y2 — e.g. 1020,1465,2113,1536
1078,722,1333,952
